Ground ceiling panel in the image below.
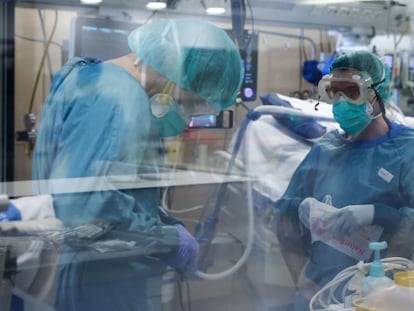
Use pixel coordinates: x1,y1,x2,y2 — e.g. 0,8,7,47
15,0,412,33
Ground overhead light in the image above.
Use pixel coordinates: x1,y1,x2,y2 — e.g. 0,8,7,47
206,7,226,15
202,0,226,15
80,0,102,4
146,0,167,10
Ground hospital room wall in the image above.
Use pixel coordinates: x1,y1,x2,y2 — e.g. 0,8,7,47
12,8,335,180
14,8,77,181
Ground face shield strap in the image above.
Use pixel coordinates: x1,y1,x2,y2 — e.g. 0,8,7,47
369,74,386,113
369,66,386,101
373,87,389,122
370,78,385,91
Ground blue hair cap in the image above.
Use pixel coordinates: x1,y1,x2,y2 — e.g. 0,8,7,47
330,50,392,104
128,18,244,112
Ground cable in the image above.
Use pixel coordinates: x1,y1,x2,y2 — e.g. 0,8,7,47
253,105,336,123
194,104,335,281
143,11,158,24
309,257,414,311
246,0,255,34
28,10,58,115
168,205,205,214
176,277,187,311
194,109,257,281
38,9,54,82
184,278,192,311
194,175,254,281
14,34,63,51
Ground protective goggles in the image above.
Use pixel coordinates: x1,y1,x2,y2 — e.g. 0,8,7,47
318,72,374,105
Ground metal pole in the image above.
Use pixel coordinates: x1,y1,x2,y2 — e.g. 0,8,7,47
0,0,15,182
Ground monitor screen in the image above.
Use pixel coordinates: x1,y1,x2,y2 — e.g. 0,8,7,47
409,55,414,69
383,53,394,79
226,30,259,102
188,114,217,128
408,54,414,82
69,17,140,61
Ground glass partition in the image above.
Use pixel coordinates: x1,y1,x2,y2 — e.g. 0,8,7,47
1,1,414,311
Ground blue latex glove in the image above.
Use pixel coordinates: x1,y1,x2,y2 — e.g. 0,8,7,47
327,204,374,235
0,203,22,222
164,224,199,273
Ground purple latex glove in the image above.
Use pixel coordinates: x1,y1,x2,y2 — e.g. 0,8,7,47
164,224,199,273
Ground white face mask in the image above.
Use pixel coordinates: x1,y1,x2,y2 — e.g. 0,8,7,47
137,59,215,136
149,80,187,137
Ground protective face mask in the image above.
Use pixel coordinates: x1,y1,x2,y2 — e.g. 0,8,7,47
150,94,187,137
332,100,374,136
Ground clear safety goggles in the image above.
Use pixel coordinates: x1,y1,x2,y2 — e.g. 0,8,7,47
318,72,374,105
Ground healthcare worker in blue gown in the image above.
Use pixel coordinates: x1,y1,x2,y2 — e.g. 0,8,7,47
274,50,414,311
32,18,243,311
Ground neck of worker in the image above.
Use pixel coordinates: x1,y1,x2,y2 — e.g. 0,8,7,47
105,53,167,97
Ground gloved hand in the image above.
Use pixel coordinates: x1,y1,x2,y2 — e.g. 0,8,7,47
164,224,199,274
0,202,22,222
298,197,333,229
327,204,374,235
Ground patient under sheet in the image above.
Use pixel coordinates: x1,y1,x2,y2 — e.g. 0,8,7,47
229,94,338,203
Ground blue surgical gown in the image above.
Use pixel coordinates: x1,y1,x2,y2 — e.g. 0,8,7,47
32,58,179,311
275,122,414,310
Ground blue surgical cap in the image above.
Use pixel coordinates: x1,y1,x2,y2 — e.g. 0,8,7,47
128,19,244,112
330,50,392,104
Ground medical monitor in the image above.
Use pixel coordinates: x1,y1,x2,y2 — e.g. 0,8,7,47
226,30,259,102
69,16,140,61
404,53,414,88
383,53,394,80
188,110,234,129
69,17,258,103
408,54,414,81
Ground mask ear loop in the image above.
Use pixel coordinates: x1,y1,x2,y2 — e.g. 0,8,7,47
157,81,174,105
165,81,176,105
